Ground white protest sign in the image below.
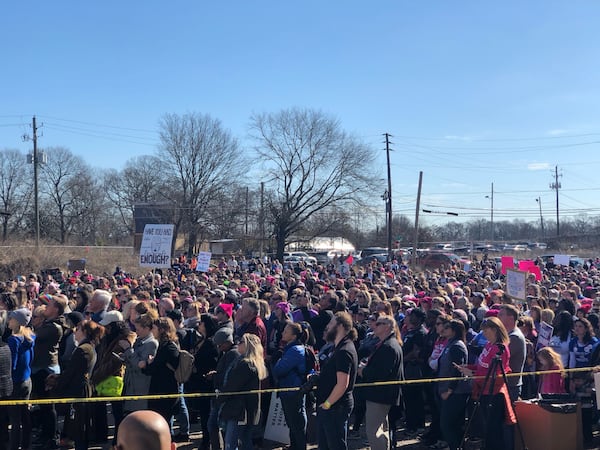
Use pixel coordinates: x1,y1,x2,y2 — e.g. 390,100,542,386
139,224,174,268
553,254,570,266
536,321,554,350
595,373,600,410
196,252,212,272
264,392,290,445
506,269,527,301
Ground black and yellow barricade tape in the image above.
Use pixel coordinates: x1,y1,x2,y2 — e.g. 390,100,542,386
0,366,593,407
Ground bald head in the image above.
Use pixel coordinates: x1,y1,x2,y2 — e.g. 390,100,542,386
117,410,174,450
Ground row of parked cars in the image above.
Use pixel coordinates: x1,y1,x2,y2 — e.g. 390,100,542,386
282,243,579,272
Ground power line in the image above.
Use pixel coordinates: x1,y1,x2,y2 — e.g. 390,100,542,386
44,122,158,142
393,132,600,142
43,125,157,147
38,115,157,133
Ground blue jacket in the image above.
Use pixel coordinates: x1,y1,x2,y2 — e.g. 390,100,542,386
273,341,305,397
8,334,35,384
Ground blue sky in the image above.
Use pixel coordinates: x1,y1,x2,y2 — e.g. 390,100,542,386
2,1,600,229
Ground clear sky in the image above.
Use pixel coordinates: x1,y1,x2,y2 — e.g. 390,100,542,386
2,1,600,229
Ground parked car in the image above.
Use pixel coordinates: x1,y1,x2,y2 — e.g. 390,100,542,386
418,252,470,270
359,247,389,259
283,255,306,269
307,251,330,265
366,253,389,264
503,244,531,252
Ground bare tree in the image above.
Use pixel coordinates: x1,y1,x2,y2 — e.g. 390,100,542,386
39,147,89,243
0,149,32,240
104,155,166,235
158,113,243,255
249,108,375,260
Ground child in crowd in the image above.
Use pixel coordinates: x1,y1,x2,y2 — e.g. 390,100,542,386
537,347,566,394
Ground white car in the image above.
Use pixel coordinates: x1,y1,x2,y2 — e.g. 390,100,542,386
283,252,317,266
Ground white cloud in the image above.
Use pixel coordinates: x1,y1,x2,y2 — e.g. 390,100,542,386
527,162,550,170
547,129,569,136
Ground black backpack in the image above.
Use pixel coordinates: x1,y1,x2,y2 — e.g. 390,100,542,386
301,344,319,381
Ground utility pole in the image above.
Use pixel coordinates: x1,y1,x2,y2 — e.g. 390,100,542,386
412,171,423,267
245,186,249,235
384,133,393,262
536,197,545,237
259,182,265,258
550,166,561,236
24,116,42,249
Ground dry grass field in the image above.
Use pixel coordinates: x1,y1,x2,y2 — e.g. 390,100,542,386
0,241,139,280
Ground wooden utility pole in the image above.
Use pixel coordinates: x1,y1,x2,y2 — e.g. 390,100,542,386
412,171,423,266
24,116,42,248
550,166,561,236
259,182,265,258
384,133,393,261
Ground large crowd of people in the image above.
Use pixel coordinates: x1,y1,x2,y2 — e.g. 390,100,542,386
0,252,600,450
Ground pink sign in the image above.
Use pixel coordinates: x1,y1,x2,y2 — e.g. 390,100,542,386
529,266,542,281
518,260,535,271
518,260,541,281
501,256,515,275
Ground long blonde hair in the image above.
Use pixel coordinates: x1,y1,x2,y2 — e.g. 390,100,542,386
240,333,267,380
12,323,35,343
537,346,566,378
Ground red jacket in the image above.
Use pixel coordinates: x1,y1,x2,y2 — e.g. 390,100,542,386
468,342,516,425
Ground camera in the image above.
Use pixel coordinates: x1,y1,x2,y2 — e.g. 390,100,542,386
299,373,320,395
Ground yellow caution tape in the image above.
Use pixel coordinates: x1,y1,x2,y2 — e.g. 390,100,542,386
0,366,592,406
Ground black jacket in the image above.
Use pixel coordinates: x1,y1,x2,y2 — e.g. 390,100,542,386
32,317,64,372
360,333,403,405
0,343,13,398
219,357,261,425
142,340,179,395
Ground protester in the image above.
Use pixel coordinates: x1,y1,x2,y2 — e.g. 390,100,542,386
272,322,308,450
185,314,219,447
219,333,267,450
142,317,180,425
568,317,599,444
315,311,358,450
120,312,159,430
537,347,566,394
456,317,515,450
6,308,35,450
46,320,104,450
358,314,403,450
208,327,239,450
117,410,175,450
437,319,471,450
30,294,66,448
91,313,130,445
401,308,428,437
549,310,574,368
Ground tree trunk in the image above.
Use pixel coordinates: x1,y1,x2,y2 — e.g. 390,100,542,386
275,225,286,262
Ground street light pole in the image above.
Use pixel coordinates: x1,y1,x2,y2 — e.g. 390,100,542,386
536,197,544,237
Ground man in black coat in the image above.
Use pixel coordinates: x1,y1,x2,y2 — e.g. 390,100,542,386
310,291,337,351
359,315,403,450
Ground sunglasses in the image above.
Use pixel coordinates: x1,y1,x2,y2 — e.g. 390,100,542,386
375,322,389,327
